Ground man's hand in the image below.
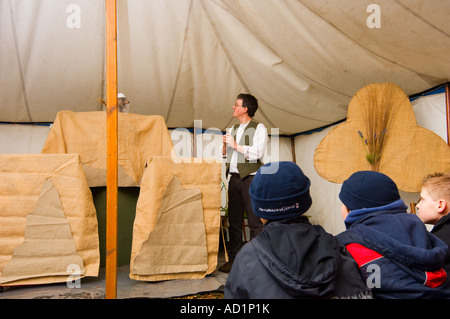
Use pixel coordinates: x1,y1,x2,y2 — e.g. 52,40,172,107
223,132,237,150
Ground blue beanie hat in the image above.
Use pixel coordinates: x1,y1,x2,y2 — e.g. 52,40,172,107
249,161,312,220
339,171,400,211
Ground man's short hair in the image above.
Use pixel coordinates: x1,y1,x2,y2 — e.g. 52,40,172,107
237,93,258,118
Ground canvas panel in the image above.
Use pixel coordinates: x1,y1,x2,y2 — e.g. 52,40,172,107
412,93,448,143
0,0,104,122
132,176,208,276
41,111,174,187
130,156,221,281
0,124,50,154
0,179,86,285
0,154,99,286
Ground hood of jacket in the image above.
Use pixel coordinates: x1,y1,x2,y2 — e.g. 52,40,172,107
339,199,447,271
252,217,344,298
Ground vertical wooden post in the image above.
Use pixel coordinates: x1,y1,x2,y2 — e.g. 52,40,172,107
291,136,296,163
105,0,118,299
446,83,450,146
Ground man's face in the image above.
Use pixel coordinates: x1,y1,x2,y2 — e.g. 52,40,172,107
232,99,247,117
118,98,129,107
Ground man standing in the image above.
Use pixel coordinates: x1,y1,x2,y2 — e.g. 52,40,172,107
219,93,268,273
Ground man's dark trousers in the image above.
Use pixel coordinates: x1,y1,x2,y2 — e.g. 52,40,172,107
227,173,263,262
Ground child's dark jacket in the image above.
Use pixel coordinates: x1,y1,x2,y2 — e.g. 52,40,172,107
432,213,450,273
224,217,371,299
337,199,450,299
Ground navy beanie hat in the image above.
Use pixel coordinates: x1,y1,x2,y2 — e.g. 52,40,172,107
339,171,400,211
249,161,312,220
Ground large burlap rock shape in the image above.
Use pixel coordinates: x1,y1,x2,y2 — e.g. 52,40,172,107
130,156,222,281
0,154,99,286
41,111,174,187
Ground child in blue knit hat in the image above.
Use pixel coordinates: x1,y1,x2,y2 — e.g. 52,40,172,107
224,161,371,299
337,170,450,299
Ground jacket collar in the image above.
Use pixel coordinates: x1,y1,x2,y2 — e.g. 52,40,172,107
344,199,407,228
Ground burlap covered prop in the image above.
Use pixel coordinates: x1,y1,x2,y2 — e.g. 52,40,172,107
0,154,99,286
130,156,222,281
41,111,174,187
314,83,450,192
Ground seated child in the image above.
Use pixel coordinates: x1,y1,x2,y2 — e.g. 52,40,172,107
224,161,371,299
417,173,450,272
337,170,450,298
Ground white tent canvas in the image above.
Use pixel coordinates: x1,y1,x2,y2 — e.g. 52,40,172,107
1,0,449,133
412,89,448,144
1,1,449,235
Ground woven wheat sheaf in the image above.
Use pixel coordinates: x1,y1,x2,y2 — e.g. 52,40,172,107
314,83,450,192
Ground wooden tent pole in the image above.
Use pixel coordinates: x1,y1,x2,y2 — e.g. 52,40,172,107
105,0,118,299
446,83,450,146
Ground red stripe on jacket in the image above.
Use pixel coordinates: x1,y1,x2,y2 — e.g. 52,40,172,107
346,243,383,267
425,268,447,288
346,243,447,288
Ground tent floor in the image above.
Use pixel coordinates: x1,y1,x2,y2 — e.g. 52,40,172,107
0,254,228,299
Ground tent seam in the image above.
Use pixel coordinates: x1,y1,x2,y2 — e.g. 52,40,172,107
393,0,450,38
8,0,33,122
165,0,193,124
200,0,277,128
297,0,439,86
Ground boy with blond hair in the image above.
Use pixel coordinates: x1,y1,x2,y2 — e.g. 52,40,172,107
337,171,450,298
417,173,450,272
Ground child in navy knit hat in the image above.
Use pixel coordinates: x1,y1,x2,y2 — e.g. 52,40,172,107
337,171,450,299
224,161,371,299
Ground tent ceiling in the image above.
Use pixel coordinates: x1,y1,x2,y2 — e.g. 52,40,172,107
1,0,449,135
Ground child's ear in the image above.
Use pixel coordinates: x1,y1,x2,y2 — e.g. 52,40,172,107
437,199,449,214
